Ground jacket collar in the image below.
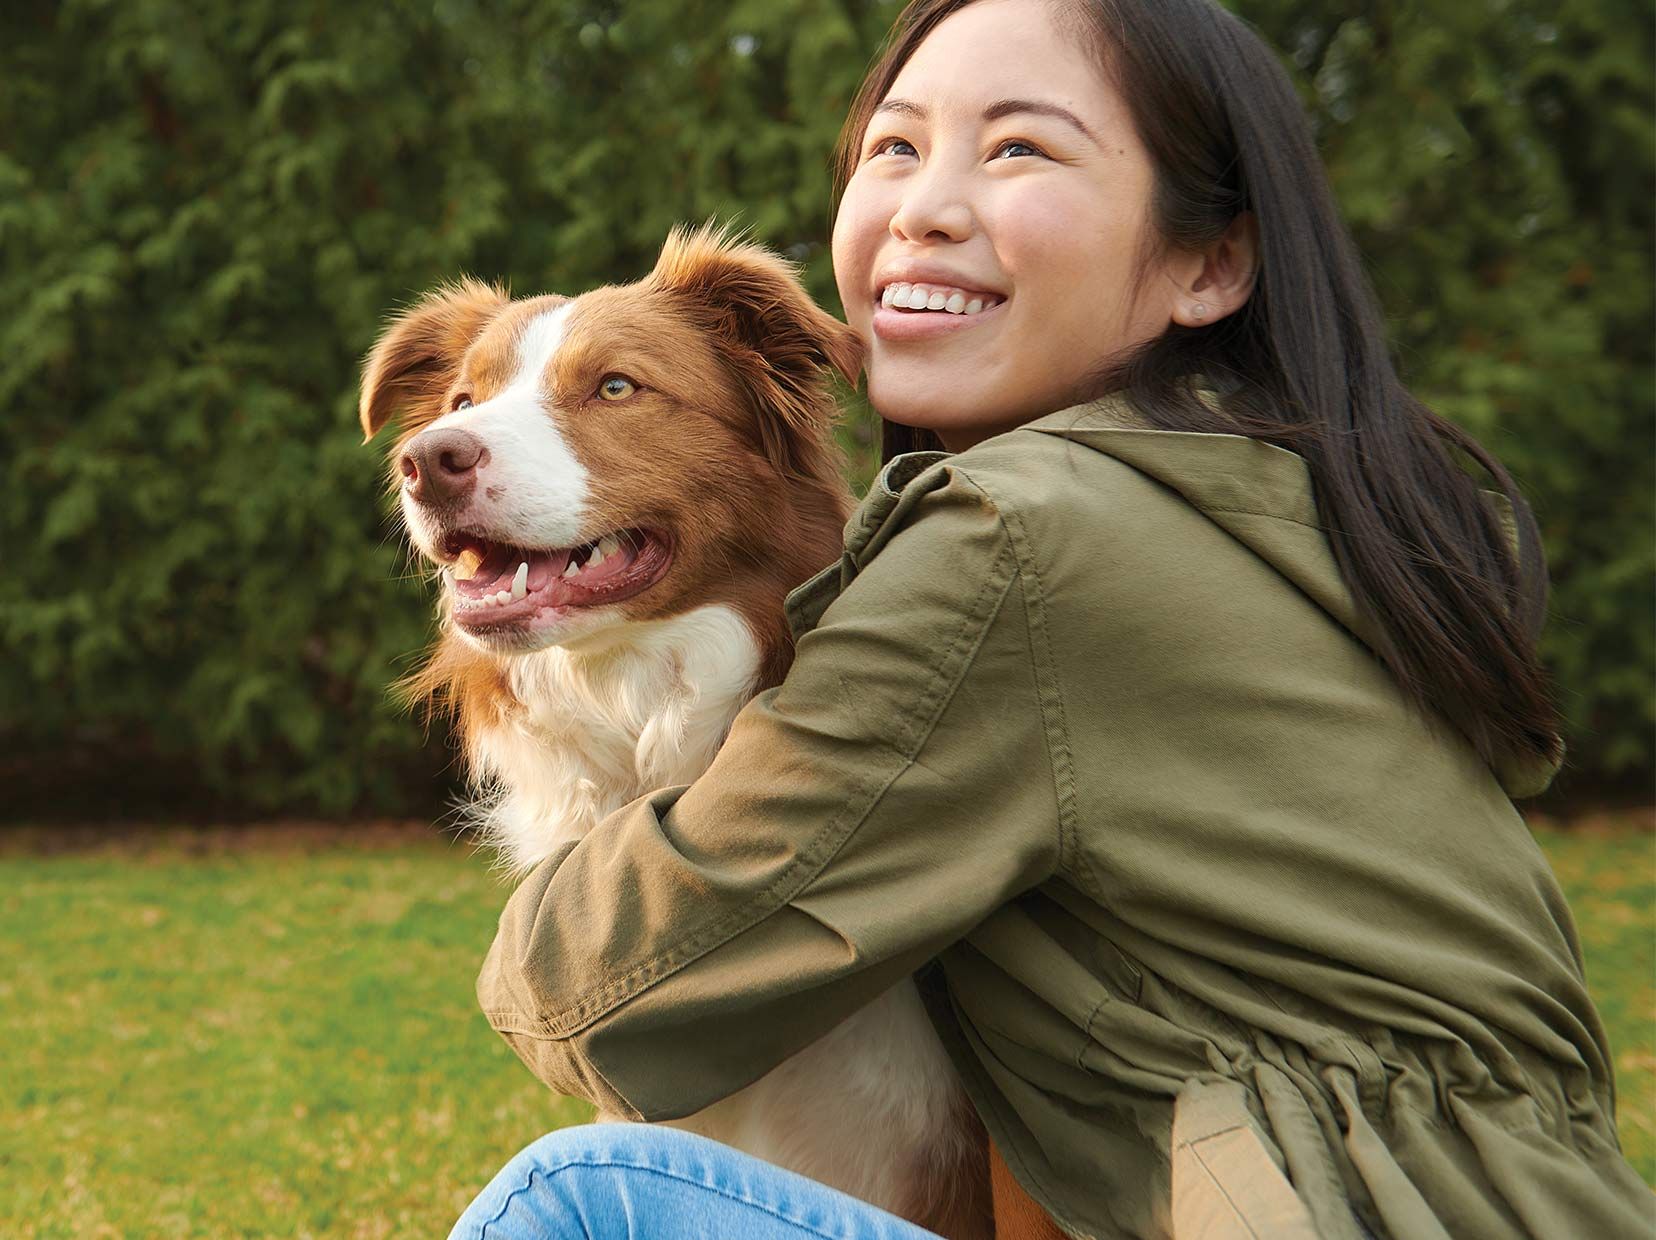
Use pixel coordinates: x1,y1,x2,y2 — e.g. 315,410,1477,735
1014,391,1562,800
1018,391,1320,526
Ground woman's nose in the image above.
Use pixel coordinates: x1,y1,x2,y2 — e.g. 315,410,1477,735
888,167,974,244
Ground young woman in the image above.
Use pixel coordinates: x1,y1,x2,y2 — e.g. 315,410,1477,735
446,1,1649,1236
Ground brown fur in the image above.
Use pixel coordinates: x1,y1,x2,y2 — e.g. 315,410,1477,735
358,277,512,443
360,224,859,745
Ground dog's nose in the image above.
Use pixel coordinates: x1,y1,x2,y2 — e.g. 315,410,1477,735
400,429,486,507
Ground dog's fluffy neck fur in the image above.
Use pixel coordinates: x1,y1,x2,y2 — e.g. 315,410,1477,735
462,603,762,873
415,470,848,875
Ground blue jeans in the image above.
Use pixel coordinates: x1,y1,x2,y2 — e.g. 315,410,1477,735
448,1123,942,1239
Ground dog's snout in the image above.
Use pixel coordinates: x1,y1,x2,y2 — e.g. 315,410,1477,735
401,428,487,507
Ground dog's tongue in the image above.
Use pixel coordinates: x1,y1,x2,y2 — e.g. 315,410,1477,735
525,547,578,592
448,534,647,603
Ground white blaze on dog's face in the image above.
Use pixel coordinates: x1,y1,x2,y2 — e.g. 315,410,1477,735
413,302,589,553
358,226,862,655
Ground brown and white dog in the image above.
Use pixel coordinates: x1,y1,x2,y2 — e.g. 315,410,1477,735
358,226,989,1238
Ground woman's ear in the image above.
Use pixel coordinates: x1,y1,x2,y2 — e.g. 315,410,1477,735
1169,210,1259,329
359,278,509,442
648,223,864,478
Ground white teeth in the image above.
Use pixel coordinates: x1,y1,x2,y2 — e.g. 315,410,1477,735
562,558,579,577
494,590,511,605
586,542,606,568
511,561,528,600
882,282,999,315
597,534,620,560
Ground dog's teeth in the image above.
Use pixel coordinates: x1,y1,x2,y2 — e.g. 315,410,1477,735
512,561,528,600
453,547,483,581
562,558,579,578
494,590,511,605
597,534,620,560
587,542,606,568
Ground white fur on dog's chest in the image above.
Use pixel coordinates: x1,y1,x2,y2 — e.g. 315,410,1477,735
466,603,762,871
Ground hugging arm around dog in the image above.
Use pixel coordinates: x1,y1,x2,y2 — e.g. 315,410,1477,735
473,409,1648,1240
431,1,1653,1237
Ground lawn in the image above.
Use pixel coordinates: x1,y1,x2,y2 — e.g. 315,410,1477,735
2,819,1650,1237
1,827,589,1239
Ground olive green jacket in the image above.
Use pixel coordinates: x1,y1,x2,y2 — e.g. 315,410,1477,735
476,395,1650,1239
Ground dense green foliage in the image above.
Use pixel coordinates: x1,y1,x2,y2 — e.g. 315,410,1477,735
1,822,1648,1234
1,0,1649,814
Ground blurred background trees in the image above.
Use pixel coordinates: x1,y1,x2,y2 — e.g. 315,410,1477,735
1,0,1649,818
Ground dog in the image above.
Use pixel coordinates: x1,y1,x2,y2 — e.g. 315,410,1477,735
358,226,990,1238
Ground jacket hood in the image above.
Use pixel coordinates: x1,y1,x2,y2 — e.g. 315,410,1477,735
1015,392,1562,799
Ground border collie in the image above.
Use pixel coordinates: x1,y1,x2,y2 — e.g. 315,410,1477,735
359,226,989,1237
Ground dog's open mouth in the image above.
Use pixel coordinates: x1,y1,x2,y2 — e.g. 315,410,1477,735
439,527,672,630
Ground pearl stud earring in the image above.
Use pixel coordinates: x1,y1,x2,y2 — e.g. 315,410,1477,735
1192,303,1208,319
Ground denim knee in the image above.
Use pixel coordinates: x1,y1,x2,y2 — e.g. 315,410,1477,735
448,1124,707,1240
448,1123,936,1240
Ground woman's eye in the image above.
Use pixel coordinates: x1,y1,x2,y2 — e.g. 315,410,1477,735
452,394,473,411
870,136,917,159
597,375,637,402
992,140,1044,160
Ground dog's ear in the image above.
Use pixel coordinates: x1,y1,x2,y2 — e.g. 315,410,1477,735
358,278,509,442
648,223,863,479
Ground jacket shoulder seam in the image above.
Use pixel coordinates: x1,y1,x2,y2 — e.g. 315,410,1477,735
838,534,1018,759
953,468,1088,893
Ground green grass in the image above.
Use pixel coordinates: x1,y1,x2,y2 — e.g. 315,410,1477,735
1,820,1650,1236
0,828,590,1239
1528,818,1656,1186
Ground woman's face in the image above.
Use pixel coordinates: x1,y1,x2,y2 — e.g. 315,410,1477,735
832,0,1180,450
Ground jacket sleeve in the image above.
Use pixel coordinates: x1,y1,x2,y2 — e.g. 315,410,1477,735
475,466,1062,1121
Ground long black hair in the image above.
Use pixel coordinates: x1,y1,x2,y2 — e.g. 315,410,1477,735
833,0,1560,776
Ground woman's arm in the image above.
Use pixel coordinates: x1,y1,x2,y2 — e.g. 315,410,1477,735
476,466,1061,1120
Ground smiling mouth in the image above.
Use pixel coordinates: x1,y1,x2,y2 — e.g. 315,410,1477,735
877,281,1007,316
439,527,672,630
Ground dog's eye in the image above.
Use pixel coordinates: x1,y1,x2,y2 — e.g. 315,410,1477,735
452,394,473,411
598,375,637,402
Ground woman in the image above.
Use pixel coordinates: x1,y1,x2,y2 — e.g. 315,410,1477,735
448,0,1649,1236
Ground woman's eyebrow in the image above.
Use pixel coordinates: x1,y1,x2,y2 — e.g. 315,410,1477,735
872,97,1101,146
